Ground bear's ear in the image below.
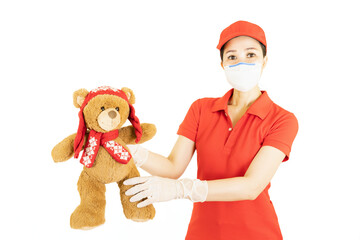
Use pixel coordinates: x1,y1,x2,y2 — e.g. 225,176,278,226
121,87,135,105
73,88,89,108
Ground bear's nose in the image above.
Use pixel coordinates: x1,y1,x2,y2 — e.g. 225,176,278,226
108,110,117,119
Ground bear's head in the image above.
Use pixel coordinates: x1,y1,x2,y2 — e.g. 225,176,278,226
73,86,136,132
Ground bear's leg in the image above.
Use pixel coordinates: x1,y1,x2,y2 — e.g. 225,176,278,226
118,166,156,222
70,170,106,230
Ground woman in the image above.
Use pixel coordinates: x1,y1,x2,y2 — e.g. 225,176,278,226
123,20,299,240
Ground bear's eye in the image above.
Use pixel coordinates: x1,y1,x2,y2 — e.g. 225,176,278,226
115,107,119,111
101,106,105,111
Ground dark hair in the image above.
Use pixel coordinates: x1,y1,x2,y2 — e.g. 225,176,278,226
220,40,266,62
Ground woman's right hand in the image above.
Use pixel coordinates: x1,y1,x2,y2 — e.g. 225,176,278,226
127,136,195,179
127,144,149,167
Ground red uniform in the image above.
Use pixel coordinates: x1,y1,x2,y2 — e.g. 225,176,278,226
177,89,299,240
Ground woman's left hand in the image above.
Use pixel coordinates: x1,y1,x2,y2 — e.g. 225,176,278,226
123,176,184,208
123,176,208,208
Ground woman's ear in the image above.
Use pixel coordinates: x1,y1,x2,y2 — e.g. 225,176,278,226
121,87,135,105
221,61,224,69
260,55,268,75
262,55,268,69
73,89,89,108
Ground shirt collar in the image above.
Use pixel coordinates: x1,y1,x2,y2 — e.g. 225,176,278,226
211,88,273,120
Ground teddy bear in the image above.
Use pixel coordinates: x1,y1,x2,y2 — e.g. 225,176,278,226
51,86,156,230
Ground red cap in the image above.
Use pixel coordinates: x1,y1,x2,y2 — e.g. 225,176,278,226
216,20,267,50
73,86,142,159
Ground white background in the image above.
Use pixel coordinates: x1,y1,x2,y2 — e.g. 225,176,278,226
1,0,359,239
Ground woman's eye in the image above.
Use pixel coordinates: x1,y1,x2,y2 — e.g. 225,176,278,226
101,106,105,111
228,55,237,60
247,53,256,58
115,107,119,111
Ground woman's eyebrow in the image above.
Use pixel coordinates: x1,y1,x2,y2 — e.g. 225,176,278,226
245,47,260,51
225,47,260,54
225,50,237,54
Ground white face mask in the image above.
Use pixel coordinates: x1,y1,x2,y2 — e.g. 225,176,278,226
224,62,262,92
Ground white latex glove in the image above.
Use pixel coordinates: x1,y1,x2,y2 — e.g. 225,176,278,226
123,176,208,208
127,144,149,167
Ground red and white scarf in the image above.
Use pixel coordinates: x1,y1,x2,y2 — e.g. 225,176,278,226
80,129,132,168
73,86,142,168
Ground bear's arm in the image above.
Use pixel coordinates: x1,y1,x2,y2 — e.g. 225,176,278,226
119,123,156,144
51,133,77,162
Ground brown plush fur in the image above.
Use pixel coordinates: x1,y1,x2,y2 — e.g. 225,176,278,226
51,87,156,230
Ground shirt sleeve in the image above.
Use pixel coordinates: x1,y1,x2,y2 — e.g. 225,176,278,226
176,99,201,142
262,112,299,162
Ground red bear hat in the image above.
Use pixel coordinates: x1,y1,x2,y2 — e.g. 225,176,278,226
73,86,142,159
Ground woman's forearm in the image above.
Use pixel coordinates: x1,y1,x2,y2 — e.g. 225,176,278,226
140,151,179,179
136,136,195,179
205,176,258,201
205,146,285,202
139,157,259,201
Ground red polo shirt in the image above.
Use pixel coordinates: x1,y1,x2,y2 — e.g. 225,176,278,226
177,89,299,240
